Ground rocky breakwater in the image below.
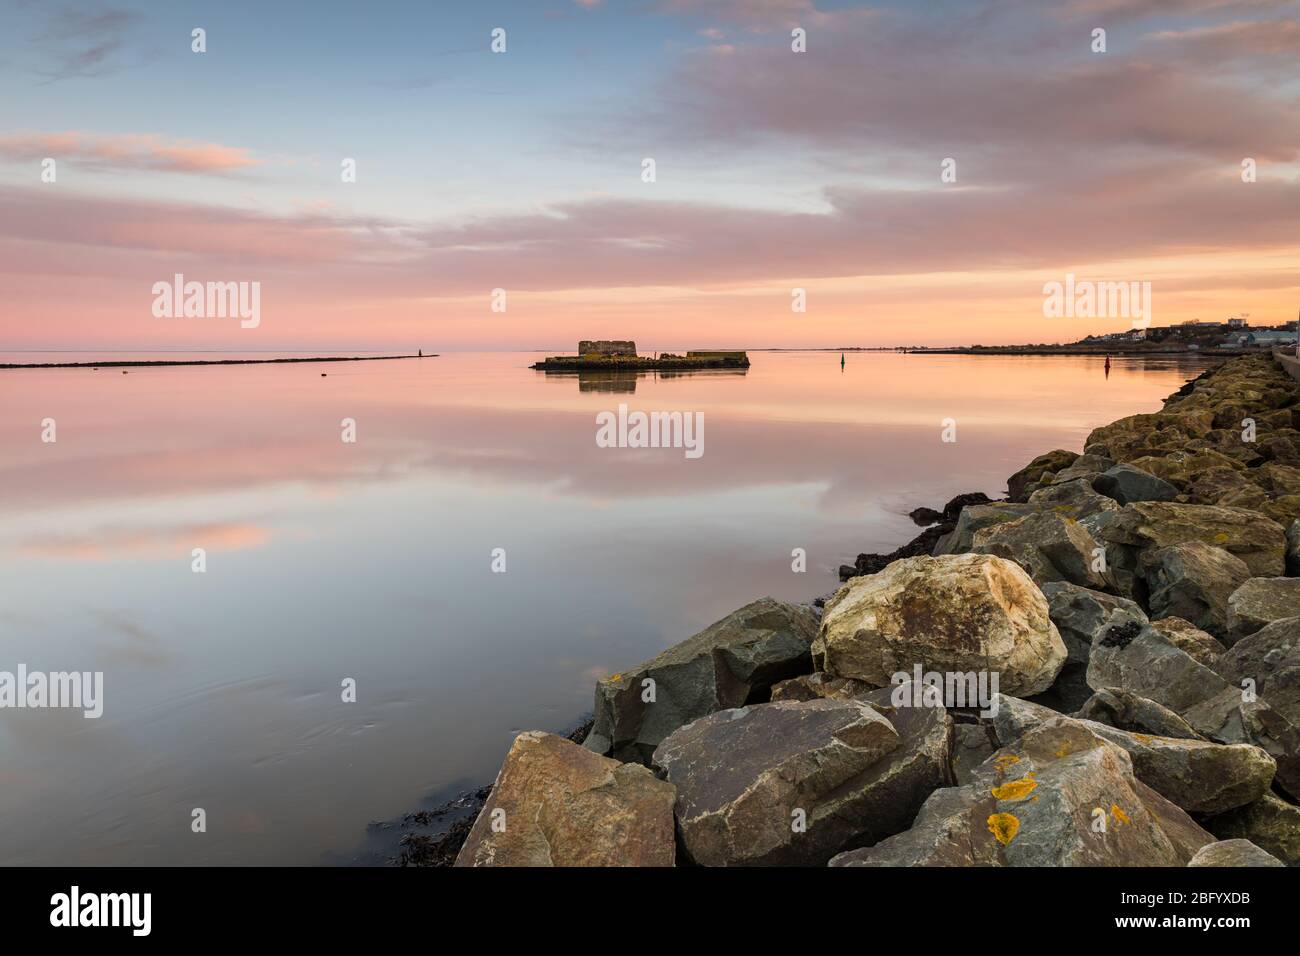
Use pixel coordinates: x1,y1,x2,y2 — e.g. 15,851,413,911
456,354,1300,866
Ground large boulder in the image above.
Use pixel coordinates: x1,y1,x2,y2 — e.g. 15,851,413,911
1141,542,1251,639
652,693,951,866
1086,609,1233,720
1092,464,1178,505
454,731,675,867
1080,722,1274,814
1007,449,1078,502
830,717,1213,866
1213,616,1300,726
971,511,1109,590
1187,839,1284,867
1209,792,1300,866
814,554,1067,697
991,694,1272,813
1097,503,1288,598
584,598,818,763
1225,578,1300,644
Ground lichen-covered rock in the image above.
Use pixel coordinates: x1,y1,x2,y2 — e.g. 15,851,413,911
988,693,1270,812
1080,723,1275,814
652,694,950,866
1142,542,1251,639
1097,503,1288,597
1008,449,1078,502
1147,617,1227,666
814,554,1067,697
1126,449,1248,490
455,731,675,867
1187,839,1285,867
1092,463,1178,505
1076,688,1203,740
971,511,1109,590
584,597,818,763
829,717,1212,866
1209,792,1300,866
1225,578,1300,644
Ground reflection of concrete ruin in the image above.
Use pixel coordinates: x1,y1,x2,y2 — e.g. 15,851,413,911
577,370,639,393
532,340,750,371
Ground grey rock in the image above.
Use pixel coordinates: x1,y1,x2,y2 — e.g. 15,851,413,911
1142,542,1251,639
1039,582,1144,665
990,694,1270,814
951,723,996,785
1007,449,1078,502
586,597,818,763
1187,839,1285,867
1027,478,1121,523
1076,688,1203,740
652,692,951,866
1048,453,1116,485
830,716,1213,866
1226,578,1300,644
971,511,1110,590
1093,463,1179,505
1080,722,1275,814
1098,501,1288,597
1214,616,1300,726
1086,608,1235,719
1209,792,1300,866
933,502,1039,555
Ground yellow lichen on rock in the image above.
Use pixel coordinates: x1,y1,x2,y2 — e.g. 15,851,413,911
991,777,1038,801
987,812,1020,846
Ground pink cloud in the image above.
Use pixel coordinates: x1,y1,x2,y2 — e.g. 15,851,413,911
1151,18,1300,57
0,131,260,174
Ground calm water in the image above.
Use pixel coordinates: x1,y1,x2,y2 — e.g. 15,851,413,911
0,350,1212,864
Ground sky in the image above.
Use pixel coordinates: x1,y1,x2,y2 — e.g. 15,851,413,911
0,0,1298,351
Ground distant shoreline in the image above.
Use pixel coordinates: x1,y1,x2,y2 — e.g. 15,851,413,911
0,354,434,370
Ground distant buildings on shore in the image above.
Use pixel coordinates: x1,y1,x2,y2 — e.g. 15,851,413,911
1081,317,1297,350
